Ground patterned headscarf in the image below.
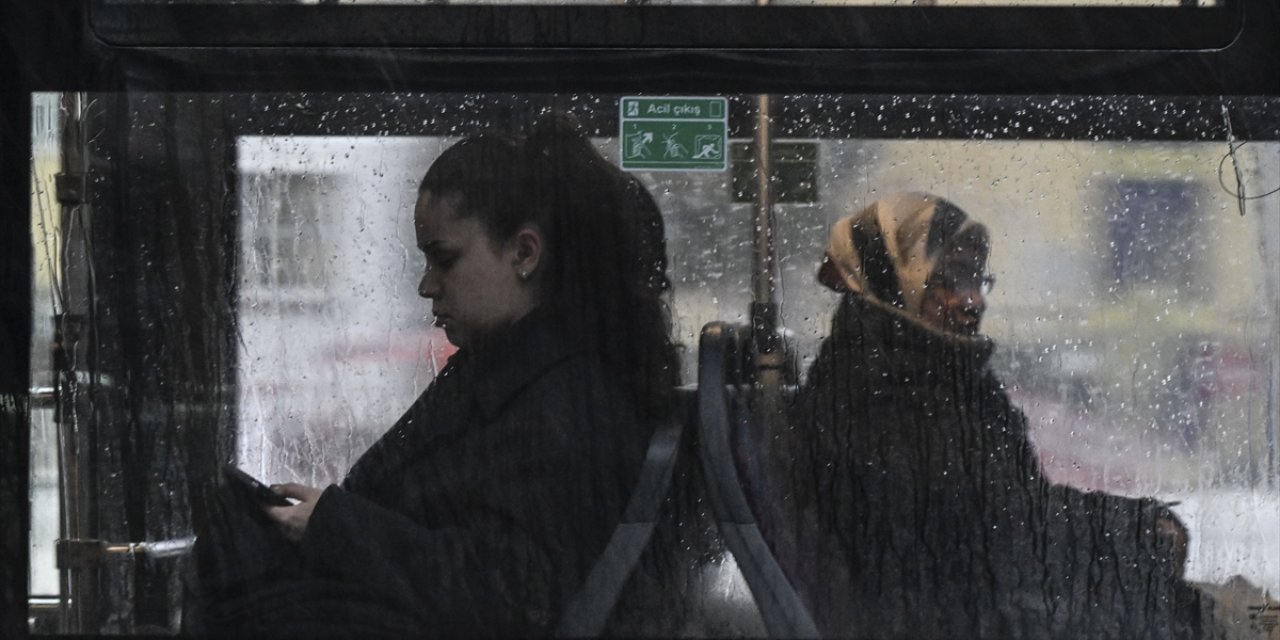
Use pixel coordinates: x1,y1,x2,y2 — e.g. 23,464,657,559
818,192,989,317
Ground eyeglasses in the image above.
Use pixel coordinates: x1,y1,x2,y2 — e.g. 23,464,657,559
927,273,996,295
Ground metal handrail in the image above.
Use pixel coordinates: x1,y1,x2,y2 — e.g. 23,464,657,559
30,386,56,408
57,536,197,569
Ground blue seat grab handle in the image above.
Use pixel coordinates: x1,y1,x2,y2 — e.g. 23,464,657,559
698,321,820,639
554,408,685,637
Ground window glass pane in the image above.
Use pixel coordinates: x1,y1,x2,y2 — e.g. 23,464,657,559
29,92,62,603
236,125,1280,592
30,91,1279,635
765,137,1279,593
235,136,454,485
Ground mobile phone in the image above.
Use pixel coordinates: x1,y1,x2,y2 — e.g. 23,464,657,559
222,465,292,507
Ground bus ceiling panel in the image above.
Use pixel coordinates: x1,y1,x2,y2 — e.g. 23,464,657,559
6,3,1276,94
30,46,1280,97
85,1,1247,51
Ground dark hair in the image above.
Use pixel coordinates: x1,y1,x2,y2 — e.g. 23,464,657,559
419,115,680,420
419,134,531,244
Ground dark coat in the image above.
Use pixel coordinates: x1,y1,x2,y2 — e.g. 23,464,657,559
193,307,653,637
765,293,1217,640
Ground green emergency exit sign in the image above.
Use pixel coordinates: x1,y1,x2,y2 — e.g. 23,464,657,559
620,97,728,171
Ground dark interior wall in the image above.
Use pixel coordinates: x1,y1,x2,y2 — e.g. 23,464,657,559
3,3,97,633
1,68,34,640
76,93,238,631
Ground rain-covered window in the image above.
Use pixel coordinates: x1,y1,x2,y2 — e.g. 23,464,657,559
27,92,1280,636
235,137,455,485
29,92,64,632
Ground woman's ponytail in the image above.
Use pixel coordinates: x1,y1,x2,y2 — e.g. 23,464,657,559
520,113,680,420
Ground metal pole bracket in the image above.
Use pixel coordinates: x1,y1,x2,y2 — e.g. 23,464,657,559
54,173,87,206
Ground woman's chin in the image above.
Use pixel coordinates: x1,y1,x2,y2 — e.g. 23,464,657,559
442,328,464,349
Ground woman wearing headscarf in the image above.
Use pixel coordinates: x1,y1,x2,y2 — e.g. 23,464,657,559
767,192,1218,639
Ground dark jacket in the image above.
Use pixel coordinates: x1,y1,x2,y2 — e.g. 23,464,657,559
195,307,653,636
767,293,1216,640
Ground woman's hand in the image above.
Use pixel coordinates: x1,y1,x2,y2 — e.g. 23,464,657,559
263,483,324,543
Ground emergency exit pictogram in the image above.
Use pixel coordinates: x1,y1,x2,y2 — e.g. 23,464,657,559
620,97,728,171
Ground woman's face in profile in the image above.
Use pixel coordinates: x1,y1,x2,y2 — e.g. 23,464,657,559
919,248,989,337
414,191,535,349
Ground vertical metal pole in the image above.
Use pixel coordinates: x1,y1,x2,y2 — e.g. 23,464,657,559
55,91,92,635
51,316,73,634
752,0,774,311
752,94,775,311
751,92,787,436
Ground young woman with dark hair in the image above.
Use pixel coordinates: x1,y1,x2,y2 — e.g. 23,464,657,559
192,115,680,636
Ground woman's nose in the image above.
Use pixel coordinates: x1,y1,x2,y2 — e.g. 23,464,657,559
418,272,440,299
961,289,986,315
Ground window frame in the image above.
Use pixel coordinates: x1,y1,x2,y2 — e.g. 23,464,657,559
87,0,1243,51
5,0,1280,636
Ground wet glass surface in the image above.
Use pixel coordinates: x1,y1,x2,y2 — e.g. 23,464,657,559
28,92,1280,635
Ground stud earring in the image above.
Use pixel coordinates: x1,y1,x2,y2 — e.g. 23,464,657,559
518,270,530,281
